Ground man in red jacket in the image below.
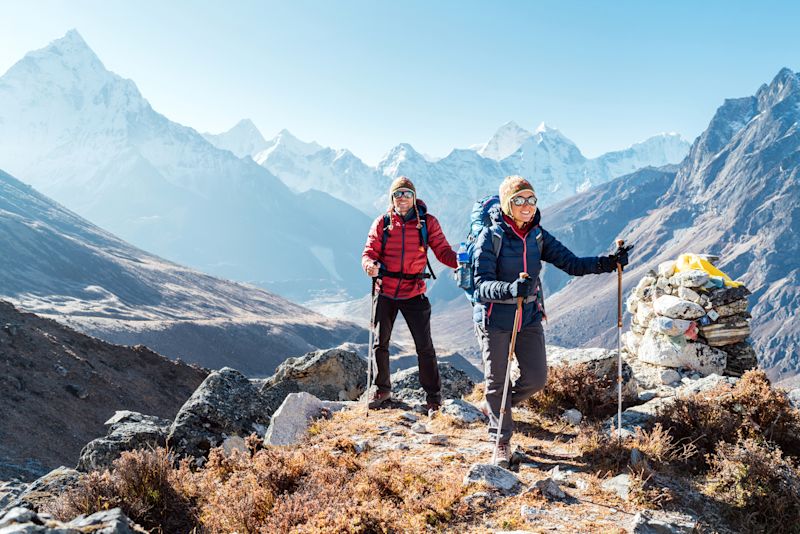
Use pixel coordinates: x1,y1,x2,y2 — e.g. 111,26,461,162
362,176,458,412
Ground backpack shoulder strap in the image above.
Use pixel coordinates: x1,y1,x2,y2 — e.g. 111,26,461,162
534,225,543,256
490,228,503,258
418,213,429,249
380,214,391,256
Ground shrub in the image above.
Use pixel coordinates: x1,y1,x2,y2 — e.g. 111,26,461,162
45,448,197,533
654,370,800,471
706,437,800,533
525,363,617,420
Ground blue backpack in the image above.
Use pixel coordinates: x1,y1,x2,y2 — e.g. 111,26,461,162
456,195,544,307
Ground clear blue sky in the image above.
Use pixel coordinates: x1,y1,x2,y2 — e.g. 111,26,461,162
1,0,798,164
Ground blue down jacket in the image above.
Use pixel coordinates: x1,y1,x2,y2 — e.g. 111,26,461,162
473,206,612,330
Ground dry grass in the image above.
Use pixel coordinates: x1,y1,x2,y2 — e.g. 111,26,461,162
705,437,800,533
654,370,800,471
524,363,617,420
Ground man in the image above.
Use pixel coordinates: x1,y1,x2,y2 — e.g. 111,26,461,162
362,176,457,412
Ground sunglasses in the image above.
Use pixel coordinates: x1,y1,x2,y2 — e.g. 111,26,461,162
510,195,538,207
392,190,414,199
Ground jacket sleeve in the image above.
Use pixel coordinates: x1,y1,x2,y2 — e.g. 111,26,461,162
426,215,458,268
540,227,610,275
361,216,383,271
473,228,513,301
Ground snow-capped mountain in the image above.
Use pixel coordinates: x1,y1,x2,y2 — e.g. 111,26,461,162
201,118,268,158
0,168,364,375
474,120,533,160
0,30,370,302
253,118,689,240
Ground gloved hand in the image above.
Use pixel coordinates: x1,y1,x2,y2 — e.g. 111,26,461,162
509,276,532,298
600,243,634,272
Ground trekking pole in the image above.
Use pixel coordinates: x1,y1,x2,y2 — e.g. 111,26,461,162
615,239,625,440
365,272,378,417
492,272,529,466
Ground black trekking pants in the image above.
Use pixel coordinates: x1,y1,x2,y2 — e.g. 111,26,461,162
372,294,441,404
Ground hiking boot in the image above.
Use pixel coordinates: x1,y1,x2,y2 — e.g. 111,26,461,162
494,441,512,469
368,390,392,409
425,401,441,415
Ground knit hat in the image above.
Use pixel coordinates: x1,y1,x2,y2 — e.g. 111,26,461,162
387,176,421,230
389,176,416,196
499,175,536,217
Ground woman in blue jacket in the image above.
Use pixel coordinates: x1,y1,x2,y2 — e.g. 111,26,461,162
473,175,630,467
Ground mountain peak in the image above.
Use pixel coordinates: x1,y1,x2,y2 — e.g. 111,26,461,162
476,121,533,160
41,29,103,68
202,119,268,158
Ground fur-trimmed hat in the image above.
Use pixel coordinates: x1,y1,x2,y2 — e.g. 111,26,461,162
499,175,536,217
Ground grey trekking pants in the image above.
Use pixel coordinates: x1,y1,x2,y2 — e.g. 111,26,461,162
475,322,548,442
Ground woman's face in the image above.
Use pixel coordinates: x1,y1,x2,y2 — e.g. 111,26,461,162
510,192,537,223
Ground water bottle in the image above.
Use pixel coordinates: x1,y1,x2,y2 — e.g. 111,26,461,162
456,242,471,289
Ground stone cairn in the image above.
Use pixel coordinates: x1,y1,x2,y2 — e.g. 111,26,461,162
622,255,757,379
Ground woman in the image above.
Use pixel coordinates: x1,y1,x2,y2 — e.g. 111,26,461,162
473,175,630,467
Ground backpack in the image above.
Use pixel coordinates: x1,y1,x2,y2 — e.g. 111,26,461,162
380,212,436,280
456,195,545,314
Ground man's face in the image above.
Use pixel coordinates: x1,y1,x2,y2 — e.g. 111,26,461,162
392,189,414,213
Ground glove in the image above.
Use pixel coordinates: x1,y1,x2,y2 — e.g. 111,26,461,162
600,244,634,272
509,276,532,298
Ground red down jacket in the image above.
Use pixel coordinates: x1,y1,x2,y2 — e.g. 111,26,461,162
362,200,457,299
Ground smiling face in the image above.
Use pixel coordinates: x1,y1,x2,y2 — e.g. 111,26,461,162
509,192,537,224
392,189,414,215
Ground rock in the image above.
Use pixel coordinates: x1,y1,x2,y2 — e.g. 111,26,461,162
657,261,676,278
606,397,676,435
533,477,566,500
648,316,692,337
547,347,637,403
400,412,419,423
0,506,140,533
167,367,274,459
721,342,757,377
221,435,247,456
390,363,474,403
78,411,171,471
461,491,494,507
660,369,681,385
263,348,366,401
393,442,410,451
635,302,655,326
637,330,726,374
411,422,429,434
653,295,706,320
626,293,639,315
264,392,348,446
520,504,544,522
707,285,751,306
788,389,800,410
622,331,643,355
561,408,583,426
426,434,448,446
713,298,749,317
11,466,80,512
677,374,737,397
680,343,727,375
669,270,709,288
630,448,645,467
601,473,631,501
699,318,751,346
463,463,521,493
629,510,697,533
677,286,700,303
441,399,487,424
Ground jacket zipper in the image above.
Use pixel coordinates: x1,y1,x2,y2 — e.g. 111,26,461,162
394,216,405,299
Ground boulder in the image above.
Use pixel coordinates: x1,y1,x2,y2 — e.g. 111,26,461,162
601,473,631,501
8,466,80,512
637,329,684,368
264,392,348,446
648,316,692,337
0,506,140,533
676,286,700,303
606,397,677,435
546,347,638,403
788,388,800,410
78,411,171,471
263,348,366,401
707,285,750,306
561,409,583,426
680,343,727,375
390,363,474,403
713,298,749,317
441,399,487,424
657,261,676,278
653,295,706,320
463,464,521,493
676,374,737,397
629,510,697,533
533,478,566,500
167,367,272,459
